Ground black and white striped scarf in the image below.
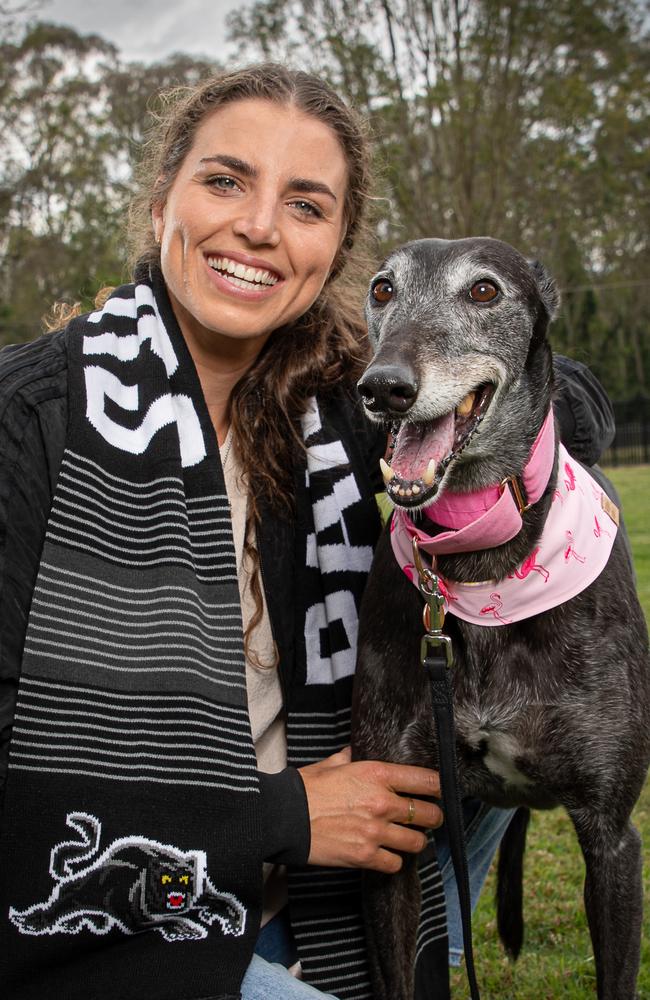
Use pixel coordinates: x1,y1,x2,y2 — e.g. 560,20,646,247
0,270,448,1000
2,272,261,999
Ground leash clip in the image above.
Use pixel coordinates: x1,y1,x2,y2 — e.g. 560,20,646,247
500,474,530,515
412,538,454,668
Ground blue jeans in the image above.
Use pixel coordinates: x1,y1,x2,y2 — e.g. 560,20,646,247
435,800,516,966
247,910,339,999
241,954,340,1000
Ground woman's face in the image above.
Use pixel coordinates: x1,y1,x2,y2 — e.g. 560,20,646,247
152,98,349,357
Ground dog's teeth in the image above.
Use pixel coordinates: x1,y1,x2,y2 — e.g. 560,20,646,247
405,487,413,497
412,484,420,494
379,458,395,485
456,392,476,418
398,488,406,497
423,459,436,486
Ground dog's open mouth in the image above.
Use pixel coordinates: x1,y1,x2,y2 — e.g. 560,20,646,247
382,384,494,508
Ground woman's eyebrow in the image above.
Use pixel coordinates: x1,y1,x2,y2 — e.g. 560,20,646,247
199,154,256,176
198,155,337,201
289,178,338,202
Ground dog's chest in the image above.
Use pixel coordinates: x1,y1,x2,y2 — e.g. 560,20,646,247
454,703,534,790
448,643,557,803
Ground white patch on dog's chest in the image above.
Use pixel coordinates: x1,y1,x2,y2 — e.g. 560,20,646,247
459,715,533,789
481,730,532,788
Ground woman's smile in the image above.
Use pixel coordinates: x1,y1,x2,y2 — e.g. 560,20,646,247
204,249,283,300
152,98,348,362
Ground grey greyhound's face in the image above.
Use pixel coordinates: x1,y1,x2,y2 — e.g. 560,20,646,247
358,237,559,509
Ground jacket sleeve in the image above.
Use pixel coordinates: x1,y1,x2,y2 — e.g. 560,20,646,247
0,332,68,799
258,767,311,864
553,355,615,466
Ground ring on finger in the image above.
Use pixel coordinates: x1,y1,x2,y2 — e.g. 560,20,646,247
405,798,415,824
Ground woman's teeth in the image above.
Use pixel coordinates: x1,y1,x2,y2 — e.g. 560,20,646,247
207,256,279,288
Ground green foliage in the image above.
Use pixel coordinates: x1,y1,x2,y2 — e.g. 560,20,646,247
0,21,219,343
604,464,650,621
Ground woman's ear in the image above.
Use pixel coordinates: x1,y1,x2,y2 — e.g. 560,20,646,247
151,201,165,246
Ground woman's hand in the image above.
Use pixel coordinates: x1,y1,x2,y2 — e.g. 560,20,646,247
298,747,443,873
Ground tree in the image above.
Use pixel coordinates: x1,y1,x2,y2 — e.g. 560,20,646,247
0,21,218,343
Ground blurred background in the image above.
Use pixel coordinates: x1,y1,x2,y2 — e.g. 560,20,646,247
1,1,648,411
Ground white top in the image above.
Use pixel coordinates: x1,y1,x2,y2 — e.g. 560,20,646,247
220,431,288,926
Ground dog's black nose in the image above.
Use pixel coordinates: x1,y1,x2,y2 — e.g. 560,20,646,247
357,365,418,414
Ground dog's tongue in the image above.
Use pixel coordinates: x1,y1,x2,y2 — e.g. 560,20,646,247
392,412,455,480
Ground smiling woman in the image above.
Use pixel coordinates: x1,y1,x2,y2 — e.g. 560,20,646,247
151,99,349,377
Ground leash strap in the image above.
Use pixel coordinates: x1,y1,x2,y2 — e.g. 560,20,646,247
424,650,481,1000
412,537,480,1000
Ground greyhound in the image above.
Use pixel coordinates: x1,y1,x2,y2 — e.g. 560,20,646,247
350,237,650,1000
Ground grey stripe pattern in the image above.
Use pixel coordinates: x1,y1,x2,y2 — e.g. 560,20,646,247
286,706,351,764
48,450,236,583
415,852,448,963
22,560,247,698
290,912,372,1000
10,676,256,791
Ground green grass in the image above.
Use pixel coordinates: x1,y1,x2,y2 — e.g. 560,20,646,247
604,465,650,623
451,465,650,999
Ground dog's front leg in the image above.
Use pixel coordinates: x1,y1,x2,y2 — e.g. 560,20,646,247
570,811,644,999
362,859,421,1000
352,527,443,1000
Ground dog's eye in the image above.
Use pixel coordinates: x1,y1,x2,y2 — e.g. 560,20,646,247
371,279,394,304
470,280,499,303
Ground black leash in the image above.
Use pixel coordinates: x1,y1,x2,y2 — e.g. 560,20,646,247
412,539,481,1000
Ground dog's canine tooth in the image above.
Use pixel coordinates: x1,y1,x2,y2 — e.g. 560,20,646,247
379,457,395,485
423,459,436,486
456,391,476,418
412,484,421,495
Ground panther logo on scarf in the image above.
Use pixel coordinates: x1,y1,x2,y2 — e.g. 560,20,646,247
9,812,246,942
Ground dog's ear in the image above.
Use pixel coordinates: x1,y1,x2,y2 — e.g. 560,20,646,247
528,259,560,322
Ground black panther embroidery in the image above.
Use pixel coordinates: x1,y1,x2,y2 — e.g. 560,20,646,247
9,812,246,942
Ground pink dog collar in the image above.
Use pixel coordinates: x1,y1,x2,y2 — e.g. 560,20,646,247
390,423,619,625
412,410,556,553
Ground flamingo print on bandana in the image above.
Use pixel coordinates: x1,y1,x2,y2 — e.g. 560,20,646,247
593,515,612,540
564,529,586,564
508,547,550,583
479,593,511,625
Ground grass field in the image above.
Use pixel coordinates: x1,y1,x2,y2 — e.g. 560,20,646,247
450,465,650,999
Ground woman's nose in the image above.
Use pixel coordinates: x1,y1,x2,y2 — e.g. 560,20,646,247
232,196,281,247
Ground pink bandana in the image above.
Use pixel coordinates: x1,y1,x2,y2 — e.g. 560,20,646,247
390,441,619,627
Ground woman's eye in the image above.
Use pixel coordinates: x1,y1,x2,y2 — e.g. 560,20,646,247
208,175,239,192
290,199,323,219
469,280,499,303
371,278,394,304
